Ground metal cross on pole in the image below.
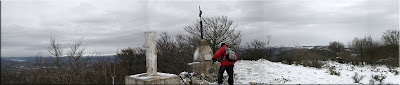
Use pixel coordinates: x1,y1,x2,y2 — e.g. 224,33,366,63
199,6,204,39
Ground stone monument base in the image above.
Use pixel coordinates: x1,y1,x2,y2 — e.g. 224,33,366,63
125,72,180,84
188,61,221,82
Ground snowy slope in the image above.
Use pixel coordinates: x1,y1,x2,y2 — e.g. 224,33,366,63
233,59,400,84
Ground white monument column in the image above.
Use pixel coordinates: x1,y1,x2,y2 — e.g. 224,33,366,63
125,32,179,84
145,32,157,76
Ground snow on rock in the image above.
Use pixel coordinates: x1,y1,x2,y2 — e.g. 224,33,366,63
234,59,400,84
193,48,199,61
188,62,200,65
129,72,178,80
129,73,151,80
157,72,177,77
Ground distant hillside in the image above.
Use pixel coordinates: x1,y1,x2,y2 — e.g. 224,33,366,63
1,55,116,64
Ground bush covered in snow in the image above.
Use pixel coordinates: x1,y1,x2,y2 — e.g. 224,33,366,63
369,74,387,84
388,66,399,75
328,66,340,76
301,60,325,69
352,72,365,83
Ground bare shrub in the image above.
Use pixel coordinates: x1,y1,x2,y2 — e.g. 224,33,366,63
279,50,295,65
390,70,399,75
328,66,340,76
302,60,324,69
352,72,365,83
371,74,387,84
387,66,399,75
291,48,326,69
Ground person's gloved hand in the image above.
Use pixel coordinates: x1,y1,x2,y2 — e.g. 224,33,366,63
212,58,217,63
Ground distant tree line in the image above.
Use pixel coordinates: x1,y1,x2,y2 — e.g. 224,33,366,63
344,29,399,67
238,35,274,60
279,29,399,68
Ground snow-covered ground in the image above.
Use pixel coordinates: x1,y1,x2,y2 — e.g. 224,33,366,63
233,59,400,84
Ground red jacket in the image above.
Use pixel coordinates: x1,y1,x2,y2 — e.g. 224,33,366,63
213,44,238,65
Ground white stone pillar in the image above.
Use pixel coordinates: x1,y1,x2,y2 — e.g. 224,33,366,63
145,32,157,76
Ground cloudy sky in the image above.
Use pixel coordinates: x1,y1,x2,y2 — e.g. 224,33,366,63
1,0,399,57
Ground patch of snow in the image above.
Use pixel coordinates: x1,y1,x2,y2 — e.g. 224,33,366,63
188,62,200,65
157,72,177,77
129,72,177,80
179,72,189,77
193,48,199,61
134,76,152,80
233,59,400,84
129,73,150,79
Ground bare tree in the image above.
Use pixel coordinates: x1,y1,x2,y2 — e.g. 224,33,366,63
156,32,194,74
184,16,242,52
48,36,63,68
328,41,345,57
350,36,379,64
379,29,399,67
241,39,266,60
47,37,65,84
115,47,146,84
241,35,273,60
247,39,266,49
175,34,195,62
382,29,399,45
25,37,96,84
65,37,88,83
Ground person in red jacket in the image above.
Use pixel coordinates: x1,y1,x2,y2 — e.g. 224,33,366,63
212,43,238,85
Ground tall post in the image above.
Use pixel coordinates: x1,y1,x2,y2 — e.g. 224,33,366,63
199,6,203,39
145,32,157,76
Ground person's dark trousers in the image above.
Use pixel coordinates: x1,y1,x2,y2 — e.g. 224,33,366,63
217,65,234,85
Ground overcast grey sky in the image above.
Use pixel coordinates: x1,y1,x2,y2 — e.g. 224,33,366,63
1,0,399,57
